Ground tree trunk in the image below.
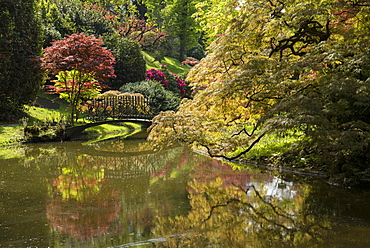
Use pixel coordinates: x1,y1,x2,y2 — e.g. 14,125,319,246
179,34,186,62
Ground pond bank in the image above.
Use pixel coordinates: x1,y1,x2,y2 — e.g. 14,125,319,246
0,100,148,146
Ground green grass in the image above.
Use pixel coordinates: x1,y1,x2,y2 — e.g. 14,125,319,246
36,92,70,112
142,51,191,76
24,105,66,124
0,104,146,146
228,131,303,163
0,125,23,146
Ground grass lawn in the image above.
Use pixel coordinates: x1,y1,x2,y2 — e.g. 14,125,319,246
0,125,24,146
142,51,191,76
0,105,147,146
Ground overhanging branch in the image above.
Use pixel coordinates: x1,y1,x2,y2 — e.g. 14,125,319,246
201,132,266,161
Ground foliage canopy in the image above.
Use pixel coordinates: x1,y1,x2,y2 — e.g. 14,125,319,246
148,0,370,185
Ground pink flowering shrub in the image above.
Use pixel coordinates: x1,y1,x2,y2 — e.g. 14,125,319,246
146,64,188,97
146,68,169,88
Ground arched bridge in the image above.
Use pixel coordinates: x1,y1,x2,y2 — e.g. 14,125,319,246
84,95,157,122
65,95,159,139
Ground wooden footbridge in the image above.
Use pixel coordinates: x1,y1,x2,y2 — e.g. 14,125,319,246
65,95,159,139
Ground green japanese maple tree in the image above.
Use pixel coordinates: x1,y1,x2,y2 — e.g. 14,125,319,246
41,33,116,125
148,0,370,185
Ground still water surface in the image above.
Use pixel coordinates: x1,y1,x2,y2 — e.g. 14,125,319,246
0,131,370,247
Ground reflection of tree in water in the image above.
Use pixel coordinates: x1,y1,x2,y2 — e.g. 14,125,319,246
51,155,105,200
153,175,331,247
46,188,121,240
46,154,122,241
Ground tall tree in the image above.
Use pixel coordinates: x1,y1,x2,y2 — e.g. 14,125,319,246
164,0,199,61
148,0,370,185
143,0,200,61
0,0,43,121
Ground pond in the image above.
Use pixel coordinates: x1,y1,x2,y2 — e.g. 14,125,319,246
0,130,370,248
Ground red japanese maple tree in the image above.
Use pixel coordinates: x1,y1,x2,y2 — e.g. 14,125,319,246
41,33,116,125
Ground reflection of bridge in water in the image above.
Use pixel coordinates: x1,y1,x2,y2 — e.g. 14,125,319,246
66,141,184,179
66,96,159,139
100,153,165,179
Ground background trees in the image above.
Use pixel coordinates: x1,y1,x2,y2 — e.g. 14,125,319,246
38,0,115,48
162,0,200,61
0,0,43,121
143,0,200,61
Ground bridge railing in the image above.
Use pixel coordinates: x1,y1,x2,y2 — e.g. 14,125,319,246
84,95,157,121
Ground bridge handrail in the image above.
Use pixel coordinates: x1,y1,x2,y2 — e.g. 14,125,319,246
84,95,157,122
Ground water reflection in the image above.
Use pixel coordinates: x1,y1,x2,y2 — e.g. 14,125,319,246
152,160,331,248
47,156,121,240
0,132,370,247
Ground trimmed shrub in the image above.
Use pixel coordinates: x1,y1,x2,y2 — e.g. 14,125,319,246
104,34,146,89
119,80,181,113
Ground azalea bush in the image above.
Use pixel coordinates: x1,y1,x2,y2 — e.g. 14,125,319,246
146,68,168,87
146,64,189,97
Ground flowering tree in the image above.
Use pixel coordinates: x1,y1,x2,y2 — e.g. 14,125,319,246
118,17,167,52
41,33,115,125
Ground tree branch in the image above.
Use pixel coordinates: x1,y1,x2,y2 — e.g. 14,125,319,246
201,132,266,160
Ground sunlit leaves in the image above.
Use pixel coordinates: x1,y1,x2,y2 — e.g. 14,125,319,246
149,0,370,182
193,0,240,45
